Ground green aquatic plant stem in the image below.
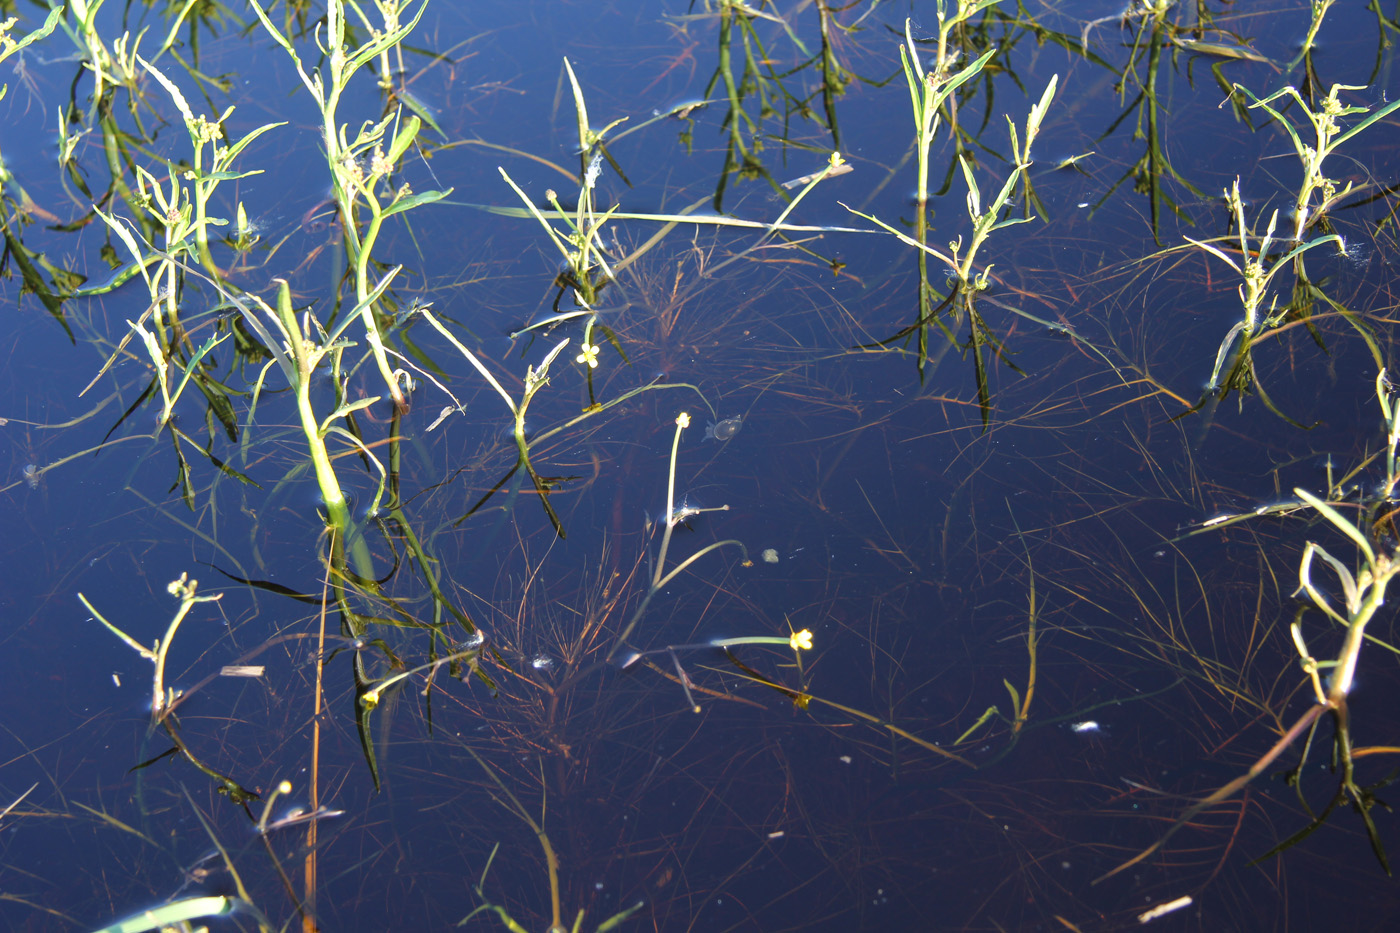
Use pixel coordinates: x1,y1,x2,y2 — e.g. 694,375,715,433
64,0,119,104
487,56,630,305
255,780,294,835
498,163,617,307
1380,370,1400,501
511,347,570,536
901,6,999,210
1233,81,1400,245
1100,371,1400,884
246,0,442,412
625,631,815,664
128,315,229,428
1292,487,1392,705
87,53,278,439
1293,0,1336,68
465,200,872,235
1100,493,1398,884
457,748,566,933
272,281,352,536
951,75,1057,289
418,308,572,535
844,74,1058,292
653,412,690,588
80,573,223,720
246,271,382,578
1180,178,1340,393
360,648,483,710
151,575,218,717
563,56,627,158
340,110,444,410
98,235,380,579
136,53,284,276
607,413,750,661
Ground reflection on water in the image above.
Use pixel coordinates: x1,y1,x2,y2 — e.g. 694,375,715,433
1,0,1399,931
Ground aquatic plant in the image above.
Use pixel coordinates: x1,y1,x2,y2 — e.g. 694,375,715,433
0,10,61,105
1177,177,1341,414
1166,76,1399,415
81,574,262,804
691,0,877,208
849,42,1058,421
1099,367,1400,882
848,73,1057,296
420,312,574,536
458,746,646,933
82,572,221,721
1233,80,1400,247
247,0,449,413
5,2,1400,931
609,411,749,662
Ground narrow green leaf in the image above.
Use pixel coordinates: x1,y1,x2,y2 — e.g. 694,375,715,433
136,54,196,128
1332,95,1400,150
1003,678,1021,712
1307,543,1361,616
397,89,448,141
87,896,235,933
380,187,452,221
386,113,423,165
220,122,287,164
0,7,62,63
321,396,381,434
169,332,232,409
1295,487,1376,568
79,593,156,662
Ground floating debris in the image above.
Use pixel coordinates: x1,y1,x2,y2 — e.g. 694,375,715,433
260,805,346,835
781,160,853,189
761,548,779,563
1138,895,1192,924
654,98,709,120
1169,34,1274,65
427,406,454,431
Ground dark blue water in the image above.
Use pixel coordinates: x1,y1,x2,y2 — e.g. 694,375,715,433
2,1,1400,930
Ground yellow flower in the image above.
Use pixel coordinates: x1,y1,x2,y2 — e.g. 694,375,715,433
576,343,600,369
829,151,845,169
676,411,691,429
789,629,813,651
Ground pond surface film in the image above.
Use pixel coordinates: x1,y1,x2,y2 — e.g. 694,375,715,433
1,1,1399,931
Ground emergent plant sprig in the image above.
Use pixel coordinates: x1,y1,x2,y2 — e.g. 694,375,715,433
246,0,451,413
